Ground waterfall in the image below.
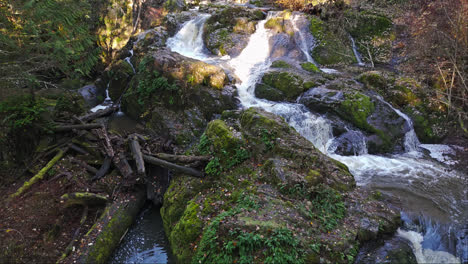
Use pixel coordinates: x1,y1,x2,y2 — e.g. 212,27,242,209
290,12,338,74
166,12,466,262
375,95,420,152
291,13,315,64
350,35,365,66
166,14,211,60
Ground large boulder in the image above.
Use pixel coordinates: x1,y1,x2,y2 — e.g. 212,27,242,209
255,69,321,102
358,71,449,143
203,6,265,56
121,48,237,147
299,82,409,154
161,108,401,263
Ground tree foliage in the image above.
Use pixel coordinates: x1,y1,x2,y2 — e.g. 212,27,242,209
0,0,100,90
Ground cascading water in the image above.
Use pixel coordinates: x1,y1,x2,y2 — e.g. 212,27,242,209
166,12,467,263
166,14,211,61
350,35,365,66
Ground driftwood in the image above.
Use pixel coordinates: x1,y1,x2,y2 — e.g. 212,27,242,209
143,154,204,178
129,137,145,175
79,106,118,122
10,148,67,198
60,192,108,207
70,158,99,174
93,156,111,181
54,123,102,132
152,153,211,164
94,127,114,158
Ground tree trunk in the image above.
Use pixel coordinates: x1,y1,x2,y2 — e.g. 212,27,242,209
143,155,204,178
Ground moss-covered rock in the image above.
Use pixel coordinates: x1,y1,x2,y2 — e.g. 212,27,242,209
255,71,308,102
271,60,292,68
300,62,320,73
358,71,449,143
309,16,356,66
121,49,237,148
161,108,399,263
107,59,135,101
203,6,265,56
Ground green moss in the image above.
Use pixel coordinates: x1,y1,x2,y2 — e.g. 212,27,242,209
337,92,375,132
358,71,387,91
170,201,203,262
262,71,305,100
300,62,320,73
205,119,239,154
254,83,284,101
264,17,285,33
271,60,292,68
309,17,355,65
305,169,321,185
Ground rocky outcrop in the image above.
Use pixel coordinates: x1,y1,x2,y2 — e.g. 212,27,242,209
161,108,400,263
358,71,449,143
203,6,265,56
299,81,409,154
255,68,322,102
121,48,237,147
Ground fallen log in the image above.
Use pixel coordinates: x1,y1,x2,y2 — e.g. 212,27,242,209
143,154,204,178
70,143,88,155
60,192,108,207
92,156,111,181
113,153,133,178
10,148,66,198
152,153,211,164
54,123,102,132
70,158,99,174
57,206,89,264
129,137,145,175
79,105,118,122
77,190,146,264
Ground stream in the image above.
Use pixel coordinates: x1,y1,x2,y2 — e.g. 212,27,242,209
107,9,467,264
163,10,467,263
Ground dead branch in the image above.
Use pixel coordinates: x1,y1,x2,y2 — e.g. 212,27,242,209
79,106,119,123
60,192,108,207
129,136,145,175
143,154,204,178
54,124,102,132
92,156,112,181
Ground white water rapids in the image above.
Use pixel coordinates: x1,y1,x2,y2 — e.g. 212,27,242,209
167,12,466,263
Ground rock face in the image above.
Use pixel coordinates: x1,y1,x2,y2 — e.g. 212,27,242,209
121,48,238,147
299,82,408,154
358,71,449,143
203,6,265,56
255,68,321,102
161,108,400,263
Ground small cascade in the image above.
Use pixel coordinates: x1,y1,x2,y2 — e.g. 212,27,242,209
291,13,315,63
375,95,420,152
166,14,211,60
125,49,136,74
349,35,365,66
291,12,338,74
165,11,466,263
90,82,113,112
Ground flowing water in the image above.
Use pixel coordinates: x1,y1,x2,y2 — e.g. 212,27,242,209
350,35,365,66
110,204,174,264
164,11,467,263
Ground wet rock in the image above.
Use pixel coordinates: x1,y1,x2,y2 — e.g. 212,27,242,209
203,6,265,56
121,48,237,148
300,83,408,154
106,60,135,102
330,130,367,156
255,69,320,102
165,11,195,36
161,108,402,263
78,84,105,107
356,236,417,264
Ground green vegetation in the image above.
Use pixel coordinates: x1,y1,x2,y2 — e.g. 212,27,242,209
271,60,292,68
0,0,100,91
310,186,345,231
338,92,375,132
300,62,320,73
0,96,48,131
